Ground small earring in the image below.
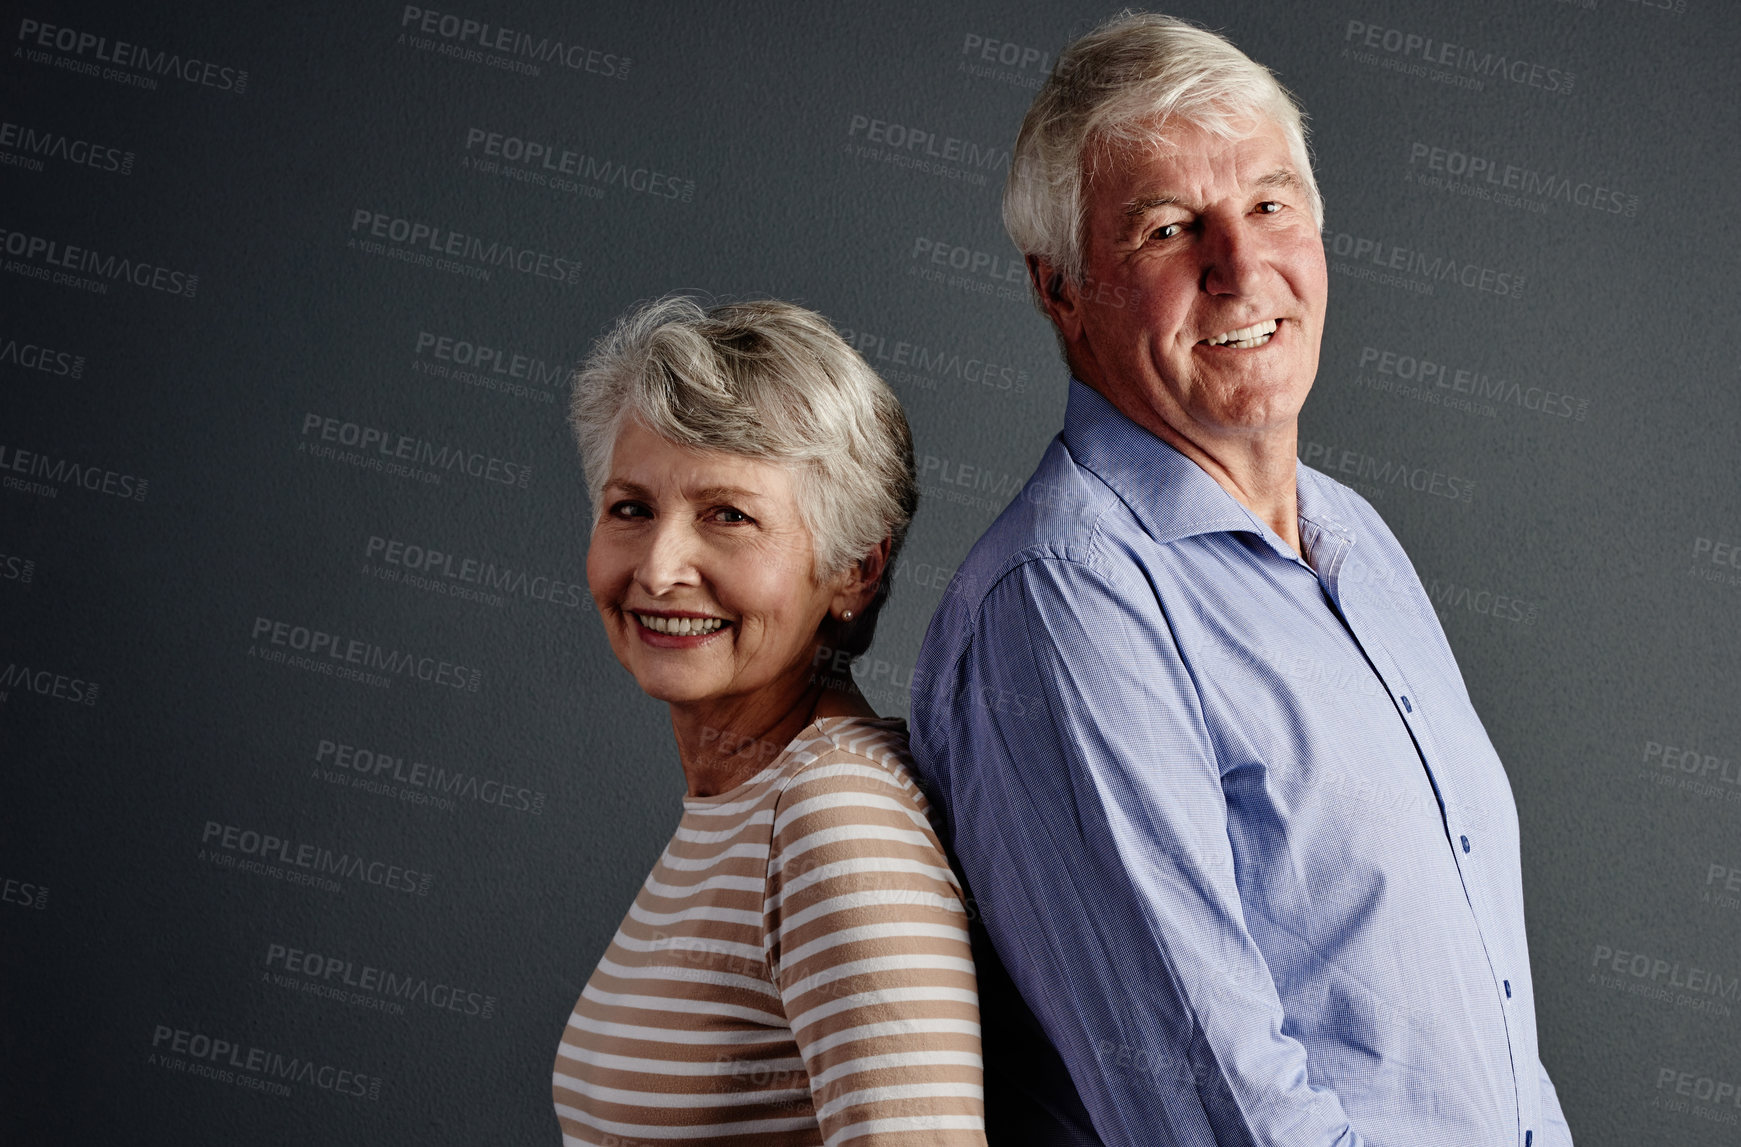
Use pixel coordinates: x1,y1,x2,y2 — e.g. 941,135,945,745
841,609,854,621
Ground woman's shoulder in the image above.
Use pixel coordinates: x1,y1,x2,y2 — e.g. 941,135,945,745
794,714,912,763
773,715,932,817
783,715,918,781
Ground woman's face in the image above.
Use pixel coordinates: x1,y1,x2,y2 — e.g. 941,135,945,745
587,419,844,710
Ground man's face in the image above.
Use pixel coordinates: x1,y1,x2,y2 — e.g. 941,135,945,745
1052,116,1327,448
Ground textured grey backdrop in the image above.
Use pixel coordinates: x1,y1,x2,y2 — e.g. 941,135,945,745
3,1,1738,1143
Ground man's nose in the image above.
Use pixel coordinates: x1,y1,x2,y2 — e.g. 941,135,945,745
1200,220,1266,297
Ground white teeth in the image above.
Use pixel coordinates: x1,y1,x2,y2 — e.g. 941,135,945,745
1206,319,1278,348
635,613,725,636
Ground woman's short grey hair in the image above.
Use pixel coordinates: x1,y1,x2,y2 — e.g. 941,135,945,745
569,295,918,659
1004,11,1323,286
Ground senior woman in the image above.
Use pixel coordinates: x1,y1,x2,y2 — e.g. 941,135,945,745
551,296,987,1146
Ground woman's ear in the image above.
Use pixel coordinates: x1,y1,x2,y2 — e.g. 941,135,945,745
833,536,892,618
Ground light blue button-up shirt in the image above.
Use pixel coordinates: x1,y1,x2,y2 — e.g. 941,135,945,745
909,378,1572,1146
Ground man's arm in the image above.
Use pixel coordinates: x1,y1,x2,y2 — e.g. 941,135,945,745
1536,1059,1573,1146
920,555,1363,1146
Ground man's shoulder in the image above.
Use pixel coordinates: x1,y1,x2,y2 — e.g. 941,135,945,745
913,438,1164,720
1297,461,1443,625
1297,461,1409,551
939,436,1134,610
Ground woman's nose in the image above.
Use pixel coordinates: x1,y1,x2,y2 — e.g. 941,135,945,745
637,520,702,594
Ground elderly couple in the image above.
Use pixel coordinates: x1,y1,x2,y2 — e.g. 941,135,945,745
550,13,1572,1147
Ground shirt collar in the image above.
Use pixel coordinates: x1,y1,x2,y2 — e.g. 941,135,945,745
1060,375,1356,562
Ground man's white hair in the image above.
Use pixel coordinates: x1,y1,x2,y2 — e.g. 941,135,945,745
1003,10,1323,287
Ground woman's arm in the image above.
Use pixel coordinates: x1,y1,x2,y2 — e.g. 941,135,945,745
764,741,987,1146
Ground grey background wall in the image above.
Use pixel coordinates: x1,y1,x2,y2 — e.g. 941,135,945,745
3,0,1736,1143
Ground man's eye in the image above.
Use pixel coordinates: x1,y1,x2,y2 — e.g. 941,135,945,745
713,507,751,524
1256,201,1282,214
609,500,650,519
1151,222,1183,240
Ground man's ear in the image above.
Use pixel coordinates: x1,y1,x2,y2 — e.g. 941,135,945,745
1028,254,1082,339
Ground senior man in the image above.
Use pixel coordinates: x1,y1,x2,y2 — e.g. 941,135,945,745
910,13,1573,1147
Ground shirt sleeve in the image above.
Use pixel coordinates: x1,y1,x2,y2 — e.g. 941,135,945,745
1536,1058,1573,1146
764,747,987,1146
925,555,1364,1147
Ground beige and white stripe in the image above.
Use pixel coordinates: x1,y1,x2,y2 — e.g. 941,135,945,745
553,716,985,1145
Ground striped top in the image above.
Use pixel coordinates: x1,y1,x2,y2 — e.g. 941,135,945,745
552,715,986,1146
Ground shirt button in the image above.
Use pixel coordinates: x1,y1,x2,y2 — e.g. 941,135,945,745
1400,694,1413,712
1504,980,1512,998
1460,835,1471,853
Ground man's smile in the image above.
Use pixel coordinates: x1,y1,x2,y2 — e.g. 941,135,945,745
1202,319,1278,349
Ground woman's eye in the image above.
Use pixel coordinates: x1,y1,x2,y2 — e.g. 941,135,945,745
1256,201,1282,215
713,507,750,524
609,500,650,519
